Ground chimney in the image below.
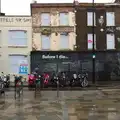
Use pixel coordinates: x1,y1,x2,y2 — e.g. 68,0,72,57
73,0,79,6
32,0,37,3
0,0,5,16
114,0,120,3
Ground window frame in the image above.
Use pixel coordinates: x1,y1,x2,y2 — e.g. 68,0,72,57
8,30,27,47
41,12,51,26
87,33,96,50
106,12,115,26
106,33,115,50
41,34,51,50
8,54,28,74
87,12,96,26
59,12,69,26
59,32,69,49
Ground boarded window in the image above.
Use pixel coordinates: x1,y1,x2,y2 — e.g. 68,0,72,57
41,13,50,26
60,32,69,49
41,35,51,50
9,55,28,74
106,12,115,26
8,30,27,46
87,33,96,49
59,13,69,25
107,34,115,49
87,12,96,26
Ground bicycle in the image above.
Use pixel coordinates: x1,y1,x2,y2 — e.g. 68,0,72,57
78,73,89,87
0,80,5,96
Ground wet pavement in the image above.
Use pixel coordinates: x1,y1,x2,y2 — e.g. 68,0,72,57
0,89,120,120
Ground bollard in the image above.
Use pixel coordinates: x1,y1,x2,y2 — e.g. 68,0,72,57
57,81,59,97
14,81,16,99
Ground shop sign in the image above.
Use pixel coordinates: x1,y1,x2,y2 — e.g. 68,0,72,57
42,55,68,59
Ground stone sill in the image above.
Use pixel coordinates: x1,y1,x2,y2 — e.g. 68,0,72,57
8,46,28,48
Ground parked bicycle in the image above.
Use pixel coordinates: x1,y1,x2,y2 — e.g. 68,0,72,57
51,72,59,87
14,75,23,99
78,72,88,87
0,72,10,88
70,72,78,87
0,79,5,96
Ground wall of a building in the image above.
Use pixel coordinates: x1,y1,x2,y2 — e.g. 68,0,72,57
32,6,76,50
33,32,76,50
0,16,32,77
76,4,120,51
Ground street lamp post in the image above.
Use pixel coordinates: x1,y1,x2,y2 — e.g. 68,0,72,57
92,0,95,84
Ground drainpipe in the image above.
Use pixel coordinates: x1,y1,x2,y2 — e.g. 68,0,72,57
92,0,96,84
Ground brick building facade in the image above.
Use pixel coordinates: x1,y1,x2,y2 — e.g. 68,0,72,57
75,1,120,51
31,1,76,51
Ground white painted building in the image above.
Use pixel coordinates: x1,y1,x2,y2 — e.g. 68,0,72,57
0,16,32,76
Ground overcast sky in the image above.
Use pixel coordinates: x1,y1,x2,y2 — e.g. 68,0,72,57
1,0,114,15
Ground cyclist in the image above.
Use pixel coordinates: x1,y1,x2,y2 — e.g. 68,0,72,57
33,67,41,86
14,75,23,98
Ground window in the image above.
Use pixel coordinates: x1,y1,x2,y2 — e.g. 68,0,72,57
9,55,28,74
8,30,27,46
41,35,51,50
106,12,115,26
87,12,96,26
41,13,50,26
59,13,69,26
60,32,69,49
87,33,96,49
106,34,115,49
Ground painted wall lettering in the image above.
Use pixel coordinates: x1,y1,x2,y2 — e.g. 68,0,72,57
0,17,31,23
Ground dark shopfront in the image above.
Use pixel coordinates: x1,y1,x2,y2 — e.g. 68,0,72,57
30,51,120,84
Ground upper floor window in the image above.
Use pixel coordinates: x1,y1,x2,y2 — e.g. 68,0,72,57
87,12,96,26
59,13,69,26
106,34,115,49
60,32,69,49
41,13,50,26
8,30,27,46
41,35,51,50
87,33,96,49
106,12,115,26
